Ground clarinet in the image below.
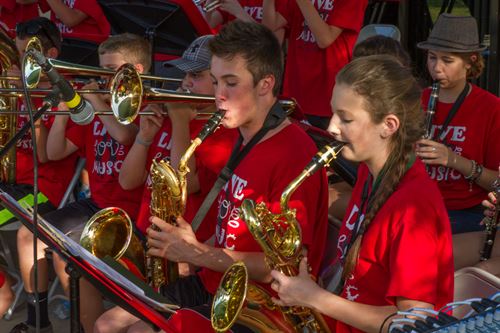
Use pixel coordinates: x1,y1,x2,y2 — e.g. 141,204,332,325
423,81,440,139
480,177,500,261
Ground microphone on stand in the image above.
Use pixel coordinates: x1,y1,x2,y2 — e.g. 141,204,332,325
27,49,95,125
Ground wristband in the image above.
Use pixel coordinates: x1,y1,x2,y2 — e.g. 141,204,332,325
135,136,153,147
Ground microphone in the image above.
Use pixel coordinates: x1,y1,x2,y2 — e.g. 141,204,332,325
28,50,95,125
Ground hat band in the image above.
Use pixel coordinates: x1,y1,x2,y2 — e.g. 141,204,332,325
427,36,482,51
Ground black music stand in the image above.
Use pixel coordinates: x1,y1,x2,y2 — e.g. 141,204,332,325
0,192,177,333
97,0,212,78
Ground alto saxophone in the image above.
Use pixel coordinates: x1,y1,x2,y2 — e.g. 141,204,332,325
148,110,225,289
212,142,345,333
0,28,20,184
480,177,500,261
423,81,440,140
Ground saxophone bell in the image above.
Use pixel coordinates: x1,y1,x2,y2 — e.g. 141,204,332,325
212,142,340,333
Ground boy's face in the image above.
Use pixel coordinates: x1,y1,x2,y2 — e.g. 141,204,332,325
182,69,213,95
99,52,129,71
210,54,261,130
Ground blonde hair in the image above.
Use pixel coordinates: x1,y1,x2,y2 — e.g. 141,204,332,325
337,55,424,279
98,33,152,72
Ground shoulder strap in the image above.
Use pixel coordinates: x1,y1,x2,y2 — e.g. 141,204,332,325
191,101,286,232
435,83,469,142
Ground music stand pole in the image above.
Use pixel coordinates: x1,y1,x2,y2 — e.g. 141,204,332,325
66,263,81,333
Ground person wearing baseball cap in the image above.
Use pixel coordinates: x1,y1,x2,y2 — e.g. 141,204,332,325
94,33,239,333
415,14,500,234
164,35,213,73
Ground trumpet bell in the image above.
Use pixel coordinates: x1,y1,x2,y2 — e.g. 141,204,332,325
211,261,248,332
22,38,43,89
80,207,146,277
110,63,143,125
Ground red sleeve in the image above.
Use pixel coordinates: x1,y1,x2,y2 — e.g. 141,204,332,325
73,0,102,20
275,0,291,25
38,0,50,13
483,97,500,171
0,0,15,11
0,270,5,288
329,0,367,32
386,204,447,305
65,122,87,150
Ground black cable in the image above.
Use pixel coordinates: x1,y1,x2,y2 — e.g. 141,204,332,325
21,50,40,333
437,311,458,324
379,311,399,333
413,319,433,331
480,298,499,308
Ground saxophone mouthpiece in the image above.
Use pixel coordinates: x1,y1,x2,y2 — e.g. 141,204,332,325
197,110,226,141
304,142,345,176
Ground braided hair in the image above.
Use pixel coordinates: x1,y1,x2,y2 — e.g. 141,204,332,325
338,55,424,278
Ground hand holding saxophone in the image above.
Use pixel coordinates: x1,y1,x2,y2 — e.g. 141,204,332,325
146,215,202,263
415,138,452,167
270,257,324,309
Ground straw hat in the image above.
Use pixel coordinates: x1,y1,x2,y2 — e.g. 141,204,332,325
417,13,486,53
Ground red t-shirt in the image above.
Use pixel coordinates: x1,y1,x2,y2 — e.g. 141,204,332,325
329,161,454,333
66,118,143,219
15,98,79,207
197,123,329,295
0,1,39,36
277,0,368,118
421,84,500,210
136,118,238,243
39,0,110,43
218,0,264,23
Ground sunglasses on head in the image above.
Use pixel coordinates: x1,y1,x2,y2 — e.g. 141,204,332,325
16,21,59,50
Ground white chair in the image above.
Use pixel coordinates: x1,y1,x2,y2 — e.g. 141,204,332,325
453,266,500,318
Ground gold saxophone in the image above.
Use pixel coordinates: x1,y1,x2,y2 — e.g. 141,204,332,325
0,28,19,184
148,110,226,289
212,142,346,333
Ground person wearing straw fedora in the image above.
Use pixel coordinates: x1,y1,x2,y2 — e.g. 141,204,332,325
415,13,500,234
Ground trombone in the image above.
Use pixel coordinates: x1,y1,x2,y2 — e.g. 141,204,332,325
18,37,297,125
21,38,182,90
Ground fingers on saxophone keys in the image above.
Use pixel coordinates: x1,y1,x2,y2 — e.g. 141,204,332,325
271,296,284,307
271,279,280,292
203,0,222,12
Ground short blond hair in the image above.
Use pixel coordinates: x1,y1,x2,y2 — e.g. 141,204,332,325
98,33,152,72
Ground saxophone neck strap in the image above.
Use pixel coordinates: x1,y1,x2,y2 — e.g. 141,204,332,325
191,101,287,233
435,83,469,142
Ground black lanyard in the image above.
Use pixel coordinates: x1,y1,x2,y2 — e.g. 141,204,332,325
191,101,287,232
340,154,416,264
340,170,383,264
434,83,469,143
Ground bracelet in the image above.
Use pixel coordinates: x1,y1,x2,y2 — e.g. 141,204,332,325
135,136,153,147
464,159,483,191
472,164,483,182
464,160,478,180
